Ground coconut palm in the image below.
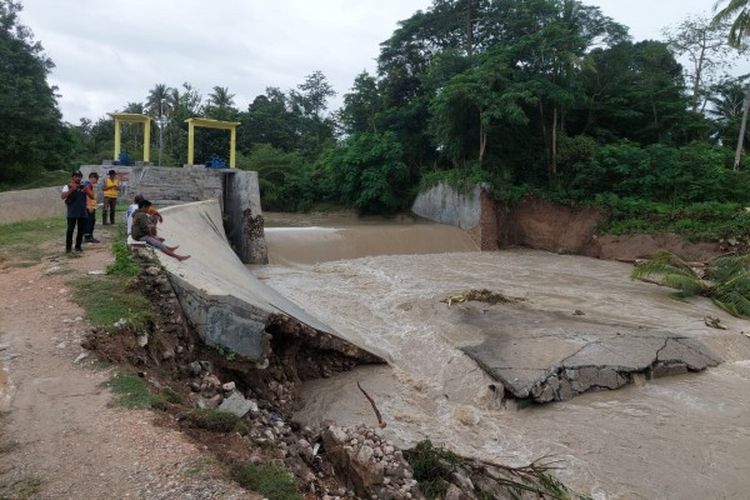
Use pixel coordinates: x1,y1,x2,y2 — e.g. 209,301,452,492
146,83,173,116
714,1,750,169
633,251,750,317
713,0,750,47
207,86,236,110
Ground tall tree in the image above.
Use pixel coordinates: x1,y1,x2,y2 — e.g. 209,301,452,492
0,0,70,183
664,15,737,113
339,71,382,134
713,0,750,169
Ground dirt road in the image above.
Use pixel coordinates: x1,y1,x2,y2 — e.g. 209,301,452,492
0,241,251,499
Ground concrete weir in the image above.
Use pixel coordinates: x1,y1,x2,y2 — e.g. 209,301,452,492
457,305,721,402
151,199,382,365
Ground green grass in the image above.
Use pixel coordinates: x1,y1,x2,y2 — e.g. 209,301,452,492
103,372,163,409
183,409,246,433
0,475,44,499
595,196,750,242
106,239,140,277
0,169,70,192
69,275,152,329
0,217,68,262
407,440,458,499
230,464,301,500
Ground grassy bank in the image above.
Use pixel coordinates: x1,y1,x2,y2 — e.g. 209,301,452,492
594,197,750,242
0,217,68,264
0,170,70,193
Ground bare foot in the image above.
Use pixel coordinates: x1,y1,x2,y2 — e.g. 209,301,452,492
177,255,191,262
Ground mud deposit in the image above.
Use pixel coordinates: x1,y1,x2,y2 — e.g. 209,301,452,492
254,247,750,499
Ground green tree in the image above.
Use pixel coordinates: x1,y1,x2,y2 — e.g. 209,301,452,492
713,0,750,169
0,0,72,184
322,132,409,213
339,71,382,134
429,48,533,166
238,88,297,152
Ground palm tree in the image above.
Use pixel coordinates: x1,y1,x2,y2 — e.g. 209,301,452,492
633,251,750,317
207,86,236,110
713,1,750,169
713,0,750,46
146,83,173,116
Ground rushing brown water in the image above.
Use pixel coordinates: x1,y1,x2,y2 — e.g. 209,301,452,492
263,211,478,265
255,217,750,499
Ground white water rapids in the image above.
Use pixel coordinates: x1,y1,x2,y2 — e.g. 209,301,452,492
253,216,750,499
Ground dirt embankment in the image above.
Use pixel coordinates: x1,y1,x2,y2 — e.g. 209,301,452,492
494,197,723,261
0,243,251,499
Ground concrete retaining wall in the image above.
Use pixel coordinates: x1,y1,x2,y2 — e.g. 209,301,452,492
411,182,482,230
0,186,66,224
411,182,498,250
153,200,382,364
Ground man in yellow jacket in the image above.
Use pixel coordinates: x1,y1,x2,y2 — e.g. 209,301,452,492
102,169,119,225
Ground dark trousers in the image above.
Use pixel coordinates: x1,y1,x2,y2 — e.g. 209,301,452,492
84,209,96,239
103,198,116,224
66,217,86,252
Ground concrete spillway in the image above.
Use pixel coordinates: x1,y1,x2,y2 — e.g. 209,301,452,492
151,200,381,363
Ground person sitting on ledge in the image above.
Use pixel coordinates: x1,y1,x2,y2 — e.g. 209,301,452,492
131,199,190,261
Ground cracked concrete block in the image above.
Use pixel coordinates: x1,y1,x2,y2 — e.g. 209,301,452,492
557,378,576,400
651,362,688,378
658,338,720,370
597,367,628,389
531,375,559,403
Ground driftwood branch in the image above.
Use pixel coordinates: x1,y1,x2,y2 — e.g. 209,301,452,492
357,381,386,428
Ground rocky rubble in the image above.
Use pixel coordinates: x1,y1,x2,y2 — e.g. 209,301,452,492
83,246,427,498
322,425,422,500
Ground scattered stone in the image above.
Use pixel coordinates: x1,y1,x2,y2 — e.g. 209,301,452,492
144,266,160,276
221,381,236,392
573,309,585,316
74,352,89,364
218,392,257,417
136,333,149,348
188,361,202,376
87,270,106,275
112,318,127,329
44,266,63,275
161,348,175,360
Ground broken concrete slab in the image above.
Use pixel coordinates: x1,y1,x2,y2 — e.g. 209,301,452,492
459,305,720,403
150,200,383,367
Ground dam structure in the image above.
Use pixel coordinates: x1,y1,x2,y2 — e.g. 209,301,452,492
138,173,723,405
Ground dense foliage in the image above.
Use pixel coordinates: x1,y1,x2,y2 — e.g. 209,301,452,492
4,0,750,238
633,251,750,317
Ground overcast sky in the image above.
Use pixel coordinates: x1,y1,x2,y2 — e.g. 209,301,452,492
19,0,718,123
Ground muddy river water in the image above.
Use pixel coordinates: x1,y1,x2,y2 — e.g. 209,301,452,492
255,215,750,499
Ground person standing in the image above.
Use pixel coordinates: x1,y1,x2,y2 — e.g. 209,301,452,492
102,169,119,225
60,171,87,253
83,172,100,243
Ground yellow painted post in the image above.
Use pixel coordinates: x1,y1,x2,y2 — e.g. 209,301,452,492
143,119,151,163
229,126,237,168
187,121,195,165
113,118,121,160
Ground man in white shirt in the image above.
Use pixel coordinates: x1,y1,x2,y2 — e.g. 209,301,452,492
125,195,143,235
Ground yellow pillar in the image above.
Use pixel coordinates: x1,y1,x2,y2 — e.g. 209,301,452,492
113,118,121,160
187,121,195,166
229,126,237,168
143,119,151,163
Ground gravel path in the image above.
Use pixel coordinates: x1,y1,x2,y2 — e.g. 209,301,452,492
0,240,257,499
